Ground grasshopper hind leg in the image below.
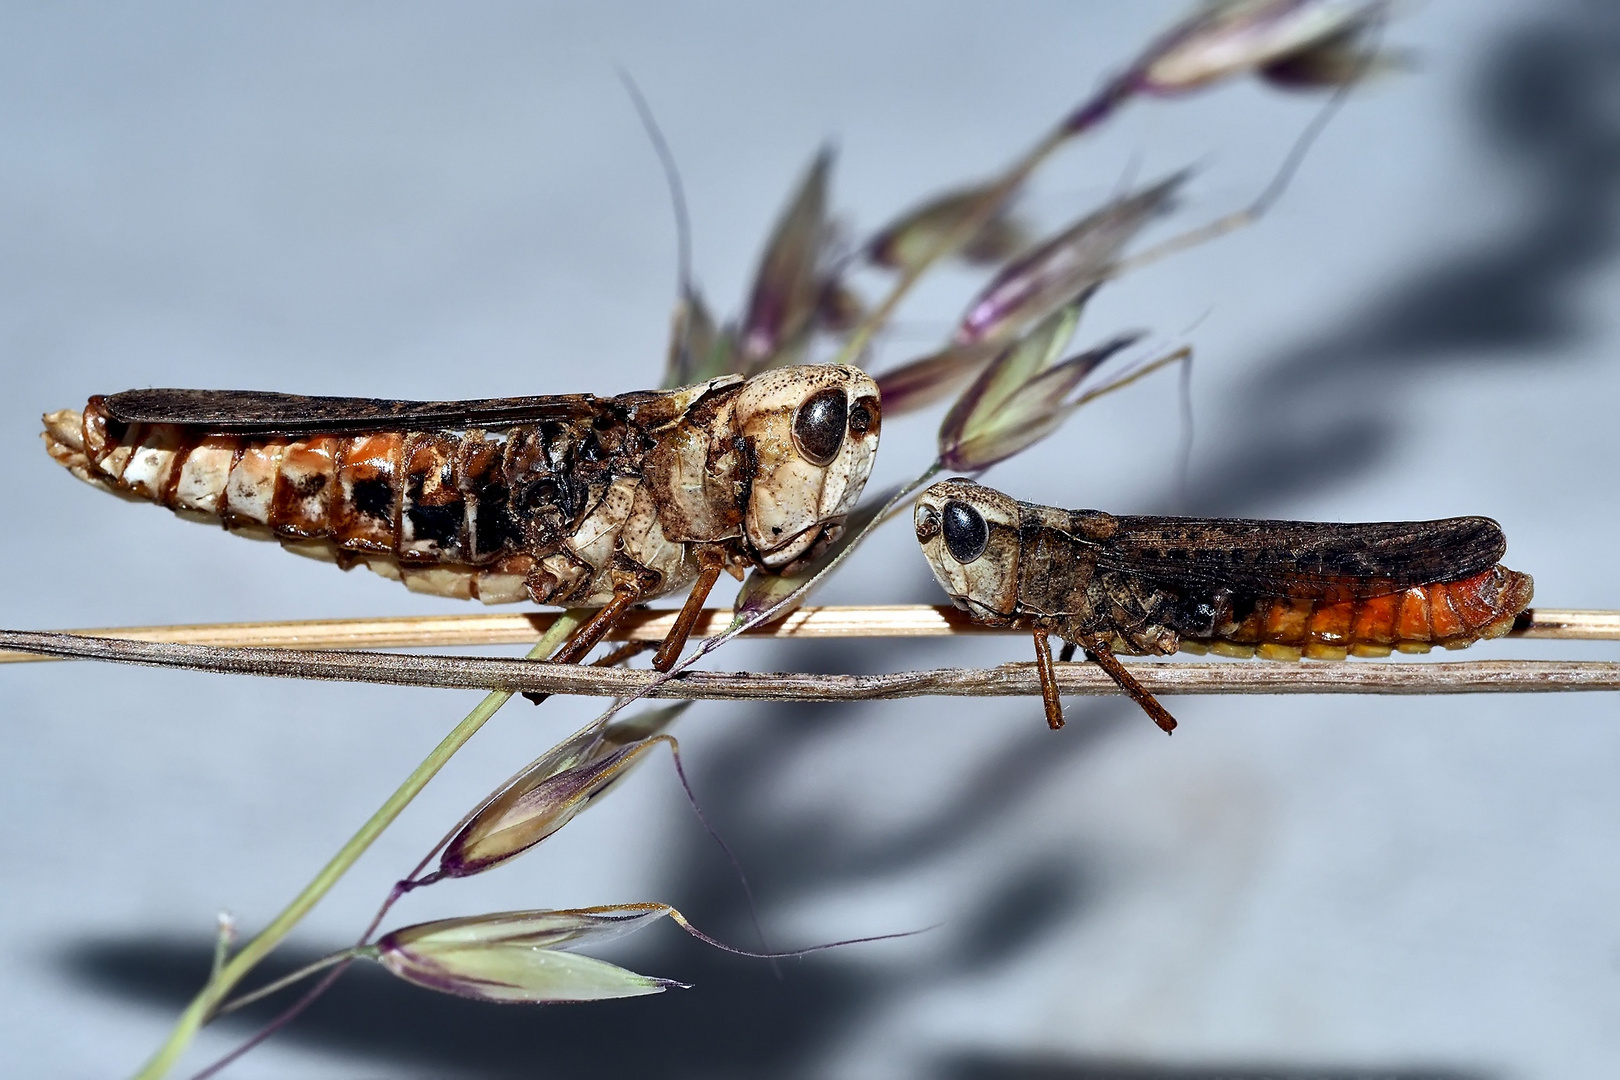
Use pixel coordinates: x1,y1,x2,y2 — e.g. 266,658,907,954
1075,634,1178,735
521,584,649,705
1036,633,1178,734
592,639,653,668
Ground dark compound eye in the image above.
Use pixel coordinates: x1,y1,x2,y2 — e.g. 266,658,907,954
942,499,989,564
792,387,847,467
847,395,879,438
914,503,941,543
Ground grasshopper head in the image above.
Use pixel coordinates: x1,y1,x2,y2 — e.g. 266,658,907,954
731,365,881,572
913,477,1023,621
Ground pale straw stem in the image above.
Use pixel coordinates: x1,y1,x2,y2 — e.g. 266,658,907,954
2,607,1612,665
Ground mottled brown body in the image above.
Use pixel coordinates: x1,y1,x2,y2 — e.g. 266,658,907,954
42,366,881,611
915,478,1534,731
1002,506,1532,661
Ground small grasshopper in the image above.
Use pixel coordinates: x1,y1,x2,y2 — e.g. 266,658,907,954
913,478,1534,732
42,365,880,669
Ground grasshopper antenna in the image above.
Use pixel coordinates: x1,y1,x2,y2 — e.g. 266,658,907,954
617,67,694,299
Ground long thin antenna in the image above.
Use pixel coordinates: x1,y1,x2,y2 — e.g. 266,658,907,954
617,68,694,296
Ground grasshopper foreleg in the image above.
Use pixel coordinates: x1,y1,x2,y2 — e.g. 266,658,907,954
1032,630,1065,731
652,549,727,672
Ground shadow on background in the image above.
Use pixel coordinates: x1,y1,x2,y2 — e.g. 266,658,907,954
59,4,1616,1078
938,1056,1485,1080
63,682,1475,1080
65,685,1121,1078
1186,0,1620,513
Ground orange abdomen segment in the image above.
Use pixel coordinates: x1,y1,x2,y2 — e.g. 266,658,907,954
45,398,539,603
1195,566,1533,660
75,395,416,551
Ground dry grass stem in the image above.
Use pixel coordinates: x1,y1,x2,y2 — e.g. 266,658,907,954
1,606,1613,666
2,629,1616,701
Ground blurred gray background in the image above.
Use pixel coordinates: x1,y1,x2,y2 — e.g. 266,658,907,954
3,2,1618,1077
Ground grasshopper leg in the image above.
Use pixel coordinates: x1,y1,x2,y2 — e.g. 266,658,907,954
1077,634,1178,735
652,550,726,672
593,640,653,668
551,586,644,665
1058,641,1077,663
1032,630,1065,730
522,584,646,705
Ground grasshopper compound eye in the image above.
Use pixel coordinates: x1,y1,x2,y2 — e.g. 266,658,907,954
847,395,879,438
942,500,989,564
914,502,941,543
791,387,847,466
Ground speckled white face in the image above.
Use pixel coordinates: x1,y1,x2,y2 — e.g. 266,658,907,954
913,477,1023,620
731,364,881,571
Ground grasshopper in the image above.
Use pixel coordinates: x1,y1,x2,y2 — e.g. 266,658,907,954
42,365,880,669
914,478,1533,731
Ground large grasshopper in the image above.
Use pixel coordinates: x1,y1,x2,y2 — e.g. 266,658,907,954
42,364,880,669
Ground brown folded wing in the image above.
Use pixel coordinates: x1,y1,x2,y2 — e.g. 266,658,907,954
1088,515,1507,602
104,388,602,435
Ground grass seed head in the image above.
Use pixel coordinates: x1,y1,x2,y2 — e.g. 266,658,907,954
437,708,685,880
740,147,838,371
873,342,1002,418
867,183,1028,273
373,905,686,1004
953,173,1183,346
940,302,1142,473
1132,0,1389,96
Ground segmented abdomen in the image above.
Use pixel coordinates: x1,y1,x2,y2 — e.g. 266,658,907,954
41,397,688,606
1179,566,1534,660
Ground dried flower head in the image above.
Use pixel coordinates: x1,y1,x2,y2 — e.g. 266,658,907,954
940,300,1142,472
1131,0,1388,96
372,905,686,1004
954,173,1184,346
436,705,687,880
867,183,1028,273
